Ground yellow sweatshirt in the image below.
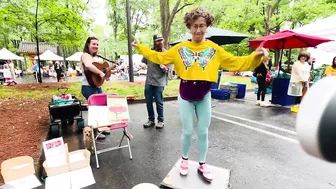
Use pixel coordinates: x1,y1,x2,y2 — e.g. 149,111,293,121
137,40,263,82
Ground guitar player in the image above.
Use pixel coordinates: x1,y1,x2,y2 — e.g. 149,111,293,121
81,36,110,139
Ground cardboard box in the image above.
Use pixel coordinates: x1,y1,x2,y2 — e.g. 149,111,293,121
42,148,91,177
1,156,35,182
1,156,41,188
42,143,95,189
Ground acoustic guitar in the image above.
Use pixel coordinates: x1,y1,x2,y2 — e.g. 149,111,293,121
83,55,117,88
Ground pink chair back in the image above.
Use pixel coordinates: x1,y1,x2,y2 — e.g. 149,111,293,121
88,93,127,130
88,94,107,106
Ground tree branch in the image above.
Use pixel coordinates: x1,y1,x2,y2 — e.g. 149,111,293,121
168,0,195,31
175,1,196,14
271,0,281,15
270,22,283,31
169,0,182,20
38,14,66,26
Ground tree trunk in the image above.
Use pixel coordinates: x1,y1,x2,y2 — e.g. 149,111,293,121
162,27,171,49
159,0,194,49
159,0,170,49
113,10,118,40
264,4,272,35
273,3,281,67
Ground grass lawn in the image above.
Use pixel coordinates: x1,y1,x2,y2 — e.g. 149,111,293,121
220,75,254,89
0,76,253,101
0,80,180,101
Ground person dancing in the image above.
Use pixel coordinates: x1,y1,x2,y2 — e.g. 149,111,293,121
132,7,268,182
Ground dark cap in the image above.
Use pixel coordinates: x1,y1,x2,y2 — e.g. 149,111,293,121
153,34,164,41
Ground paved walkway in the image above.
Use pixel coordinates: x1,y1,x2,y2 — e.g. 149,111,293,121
59,98,336,189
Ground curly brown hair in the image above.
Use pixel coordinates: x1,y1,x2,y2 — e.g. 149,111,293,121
184,7,214,29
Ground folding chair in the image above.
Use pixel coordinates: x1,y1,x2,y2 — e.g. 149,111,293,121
88,93,133,168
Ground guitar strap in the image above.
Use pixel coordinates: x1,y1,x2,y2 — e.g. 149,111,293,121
96,55,116,64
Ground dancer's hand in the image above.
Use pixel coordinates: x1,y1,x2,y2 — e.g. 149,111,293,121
255,41,269,60
131,36,139,47
99,72,105,78
160,65,169,72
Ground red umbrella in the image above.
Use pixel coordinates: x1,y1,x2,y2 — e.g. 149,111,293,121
249,30,333,49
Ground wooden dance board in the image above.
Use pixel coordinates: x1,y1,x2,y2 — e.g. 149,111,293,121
161,158,231,189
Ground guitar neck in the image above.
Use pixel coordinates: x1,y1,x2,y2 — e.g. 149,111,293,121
97,55,116,63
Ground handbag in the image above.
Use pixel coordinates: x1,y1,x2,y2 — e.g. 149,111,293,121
265,70,273,84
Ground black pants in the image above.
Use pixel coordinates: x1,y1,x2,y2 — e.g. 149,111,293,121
257,77,266,101
56,69,61,82
293,96,301,105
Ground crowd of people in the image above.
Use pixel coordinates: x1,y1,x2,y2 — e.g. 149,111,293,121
253,50,336,109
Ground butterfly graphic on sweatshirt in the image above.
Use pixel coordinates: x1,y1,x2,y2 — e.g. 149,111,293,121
178,47,216,70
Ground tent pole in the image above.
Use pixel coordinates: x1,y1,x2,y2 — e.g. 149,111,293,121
277,41,285,78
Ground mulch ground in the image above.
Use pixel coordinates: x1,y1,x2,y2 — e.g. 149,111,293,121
0,91,52,184
0,81,146,185
12,82,68,91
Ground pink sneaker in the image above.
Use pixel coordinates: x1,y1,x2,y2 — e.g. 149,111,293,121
179,159,188,176
198,164,213,182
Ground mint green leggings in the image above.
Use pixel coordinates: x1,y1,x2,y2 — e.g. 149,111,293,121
178,92,211,162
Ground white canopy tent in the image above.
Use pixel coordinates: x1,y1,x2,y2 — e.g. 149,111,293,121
119,54,144,69
34,50,63,61
65,52,83,62
0,48,24,60
293,15,336,68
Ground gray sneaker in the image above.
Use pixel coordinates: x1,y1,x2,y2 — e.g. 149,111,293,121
143,120,155,128
156,122,164,129
96,133,106,140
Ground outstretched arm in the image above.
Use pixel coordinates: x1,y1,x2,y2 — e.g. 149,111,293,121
132,38,175,65
218,46,267,72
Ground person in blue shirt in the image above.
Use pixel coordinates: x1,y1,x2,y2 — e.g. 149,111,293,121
33,61,38,80
33,61,43,81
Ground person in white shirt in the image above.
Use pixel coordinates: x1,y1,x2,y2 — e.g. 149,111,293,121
287,51,311,104
8,60,15,80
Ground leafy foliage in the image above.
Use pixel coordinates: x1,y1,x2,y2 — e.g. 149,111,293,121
0,0,90,54
3,0,335,61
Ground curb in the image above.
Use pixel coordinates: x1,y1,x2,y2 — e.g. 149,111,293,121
80,96,178,111
127,96,178,104
79,89,254,111
36,131,49,184
246,89,254,92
